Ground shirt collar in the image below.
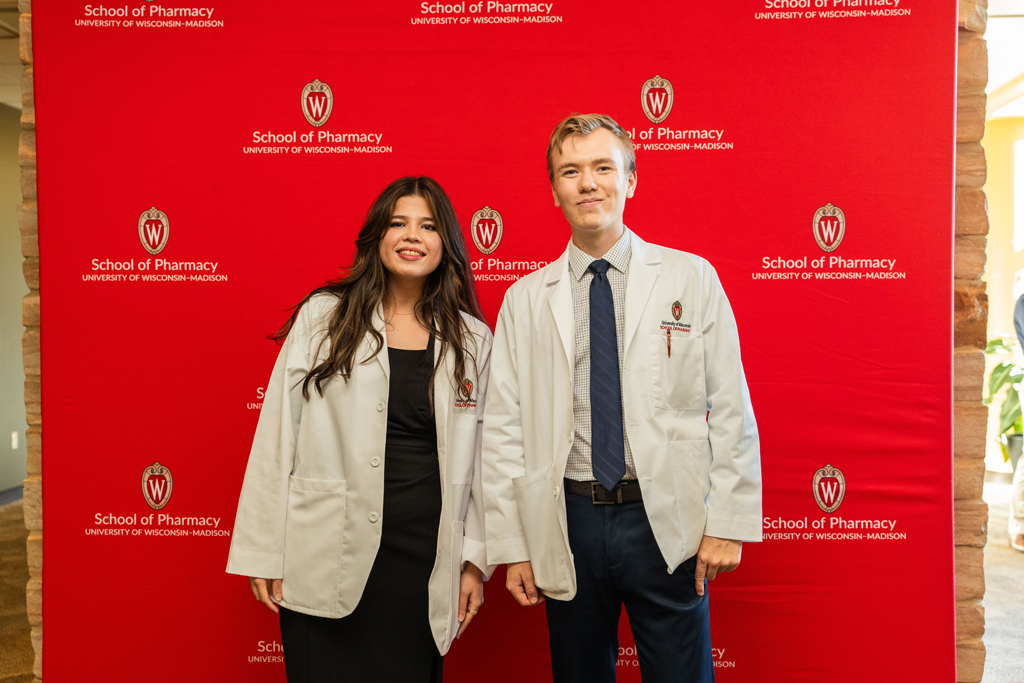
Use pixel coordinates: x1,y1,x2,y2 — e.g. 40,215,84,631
567,227,632,282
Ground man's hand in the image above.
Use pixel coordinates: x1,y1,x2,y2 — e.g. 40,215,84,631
249,577,282,613
694,536,742,597
506,561,544,606
456,562,484,639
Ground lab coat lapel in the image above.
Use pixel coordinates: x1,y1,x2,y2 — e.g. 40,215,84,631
372,303,390,380
433,336,450,492
544,245,574,376
623,232,661,358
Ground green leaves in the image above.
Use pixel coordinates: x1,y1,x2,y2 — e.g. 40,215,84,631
985,337,1024,438
986,338,1017,355
1000,382,1023,437
986,361,1020,405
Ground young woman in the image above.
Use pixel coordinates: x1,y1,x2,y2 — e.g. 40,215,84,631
227,177,492,682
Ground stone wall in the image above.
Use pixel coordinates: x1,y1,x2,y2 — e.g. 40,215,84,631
13,3,992,681
17,0,39,680
955,0,990,681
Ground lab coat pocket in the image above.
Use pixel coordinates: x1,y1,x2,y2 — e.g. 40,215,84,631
512,465,573,598
648,333,706,411
667,440,711,549
281,475,347,610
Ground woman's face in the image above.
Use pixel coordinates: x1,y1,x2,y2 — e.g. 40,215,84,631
378,194,444,286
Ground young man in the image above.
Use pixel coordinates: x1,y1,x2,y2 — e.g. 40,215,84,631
482,113,761,683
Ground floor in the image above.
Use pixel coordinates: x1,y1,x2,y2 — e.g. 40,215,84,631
0,498,31,683
983,480,1024,683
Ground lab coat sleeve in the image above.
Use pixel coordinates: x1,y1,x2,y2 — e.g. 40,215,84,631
226,303,314,579
462,325,497,579
700,263,763,543
482,291,532,565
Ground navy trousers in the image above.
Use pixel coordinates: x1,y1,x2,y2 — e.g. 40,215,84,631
545,492,713,683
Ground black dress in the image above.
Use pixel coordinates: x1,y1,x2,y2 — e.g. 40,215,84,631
279,336,443,683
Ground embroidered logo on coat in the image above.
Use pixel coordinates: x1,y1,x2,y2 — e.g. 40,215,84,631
661,301,690,334
455,378,476,409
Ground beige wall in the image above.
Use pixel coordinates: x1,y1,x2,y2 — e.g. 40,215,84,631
0,102,27,492
981,115,1024,472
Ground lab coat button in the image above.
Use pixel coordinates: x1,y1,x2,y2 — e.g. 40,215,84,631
553,486,559,496
371,457,381,467
567,432,573,443
377,402,385,412
368,512,379,523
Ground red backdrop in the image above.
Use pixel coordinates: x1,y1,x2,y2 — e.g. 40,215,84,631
35,1,956,680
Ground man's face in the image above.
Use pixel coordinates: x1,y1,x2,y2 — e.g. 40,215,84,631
550,128,637,235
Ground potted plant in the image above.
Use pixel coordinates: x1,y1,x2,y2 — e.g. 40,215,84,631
985,337,1023,471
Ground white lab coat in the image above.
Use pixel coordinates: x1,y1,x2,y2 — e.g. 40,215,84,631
482,230,761,600
226,293,493,654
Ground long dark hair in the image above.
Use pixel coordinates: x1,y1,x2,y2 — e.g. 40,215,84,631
274,176,483,400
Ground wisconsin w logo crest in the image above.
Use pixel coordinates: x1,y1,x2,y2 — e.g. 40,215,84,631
471,206,503,255
813,203,846,253
301,79,333,127
641,75,674,124
142,462,173,511
138,207,169,255
812,464,845,514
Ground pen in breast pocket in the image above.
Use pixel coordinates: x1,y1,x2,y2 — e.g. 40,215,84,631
667,329,671,358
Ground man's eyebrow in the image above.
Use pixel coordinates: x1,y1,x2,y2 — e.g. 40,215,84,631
557,158,619,172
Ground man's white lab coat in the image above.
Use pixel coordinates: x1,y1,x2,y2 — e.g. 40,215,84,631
482,231,761,600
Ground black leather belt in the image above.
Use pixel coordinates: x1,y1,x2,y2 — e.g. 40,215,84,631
564,479,642,504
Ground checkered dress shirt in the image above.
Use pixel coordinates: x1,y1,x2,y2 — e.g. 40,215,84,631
565,228,637,483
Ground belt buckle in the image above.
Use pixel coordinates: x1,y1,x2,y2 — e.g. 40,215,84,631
591,482,619,505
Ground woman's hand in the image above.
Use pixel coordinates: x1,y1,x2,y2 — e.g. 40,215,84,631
456,562,484,639
249,577,282,613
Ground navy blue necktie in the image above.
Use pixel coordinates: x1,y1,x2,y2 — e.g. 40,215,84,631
588,259,626,491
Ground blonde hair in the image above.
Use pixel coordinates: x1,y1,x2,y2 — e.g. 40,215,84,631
546,113,636,182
